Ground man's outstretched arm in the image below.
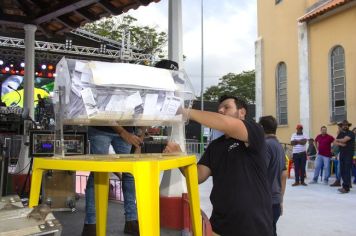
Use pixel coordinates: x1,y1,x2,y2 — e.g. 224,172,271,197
184,109,248,142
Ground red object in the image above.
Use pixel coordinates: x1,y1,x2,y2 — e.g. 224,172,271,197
296,124,303,129
7,174,31,195
182,193,192,232
288,159,294,178
160,195,184,229
48,64,54,70
299,0,351,22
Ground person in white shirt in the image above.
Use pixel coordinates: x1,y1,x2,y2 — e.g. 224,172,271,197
291,124,308,186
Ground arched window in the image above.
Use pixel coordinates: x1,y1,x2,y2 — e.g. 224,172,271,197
330,46,346,122
276,62,288,125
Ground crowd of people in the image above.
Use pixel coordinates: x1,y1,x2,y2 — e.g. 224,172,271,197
290,121,356,194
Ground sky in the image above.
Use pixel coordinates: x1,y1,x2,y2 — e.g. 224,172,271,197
128,0,257,96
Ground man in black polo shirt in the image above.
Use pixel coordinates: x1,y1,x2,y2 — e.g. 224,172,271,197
165,95,272,236
334,120,355,193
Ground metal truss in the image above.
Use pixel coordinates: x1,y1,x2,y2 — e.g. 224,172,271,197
71,28,122,50
0,35,154,62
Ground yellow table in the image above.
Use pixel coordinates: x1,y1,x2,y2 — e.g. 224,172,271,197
29,154,202,236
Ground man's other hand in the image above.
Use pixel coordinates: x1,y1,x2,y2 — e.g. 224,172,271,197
163,141,182,153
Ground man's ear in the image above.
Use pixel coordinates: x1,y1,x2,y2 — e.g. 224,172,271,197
238,108,247,119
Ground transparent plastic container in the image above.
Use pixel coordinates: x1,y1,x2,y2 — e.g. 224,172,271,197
52,58,195,155
53,58,195,127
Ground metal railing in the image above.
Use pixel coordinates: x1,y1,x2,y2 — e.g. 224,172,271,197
76,174,123,202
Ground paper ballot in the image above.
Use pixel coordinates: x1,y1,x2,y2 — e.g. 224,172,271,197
161,96,181,116
124,92,143,110
81,88,99,117
143,94,159,116
105,95,125,112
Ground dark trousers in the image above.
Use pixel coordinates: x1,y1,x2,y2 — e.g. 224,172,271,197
340,153,353,191
293,152,307,183
272,204,281,236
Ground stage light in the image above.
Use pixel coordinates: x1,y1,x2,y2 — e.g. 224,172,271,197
48,72,53,78
20,70,24,75
41,64,47,70
5,67,10,72
35,72,38,75
10,64,14,67
48,64,54,70
10,70,15,74
38,72,43,77
20,62,25,67
53,73,57,77
16,70,19,73
1,69,6,74
0,60,3,65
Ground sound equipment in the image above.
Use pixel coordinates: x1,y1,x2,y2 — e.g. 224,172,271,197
29,130,87,157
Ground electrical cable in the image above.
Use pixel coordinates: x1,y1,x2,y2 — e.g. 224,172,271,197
7,85,22,107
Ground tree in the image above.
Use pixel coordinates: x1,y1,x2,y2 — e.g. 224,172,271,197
203,70,255,103
82,15,167,59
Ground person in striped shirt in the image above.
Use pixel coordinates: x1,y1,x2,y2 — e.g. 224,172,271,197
290,124,308,186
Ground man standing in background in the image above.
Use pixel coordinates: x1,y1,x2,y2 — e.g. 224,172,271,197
259,116,287,236
291,124,308,186
309,126,334,184
334,120,355,193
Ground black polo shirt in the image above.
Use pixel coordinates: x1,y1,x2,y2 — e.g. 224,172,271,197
198,119,272,236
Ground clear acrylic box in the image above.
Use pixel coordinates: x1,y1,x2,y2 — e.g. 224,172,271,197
52,58,195,155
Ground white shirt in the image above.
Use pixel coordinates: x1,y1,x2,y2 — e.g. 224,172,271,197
291,133,308,154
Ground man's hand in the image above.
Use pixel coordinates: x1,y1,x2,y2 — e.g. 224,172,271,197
163,141,182,153
119,130,142,148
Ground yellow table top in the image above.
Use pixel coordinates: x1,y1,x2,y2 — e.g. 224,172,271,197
33,153,197,172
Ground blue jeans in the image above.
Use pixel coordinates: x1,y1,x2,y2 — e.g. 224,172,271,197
334,157,341,181
84,127,137,224
312,154,331,182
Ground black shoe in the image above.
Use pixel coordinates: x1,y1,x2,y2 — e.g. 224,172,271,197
330,180,341,187
124,220,139,236
82,224,96,236
338,188,350,194
301,182,308,186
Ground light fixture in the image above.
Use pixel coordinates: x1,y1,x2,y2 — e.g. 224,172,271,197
20,62,25,67
0,60,3,65
5,67,10,72
41,64,47,70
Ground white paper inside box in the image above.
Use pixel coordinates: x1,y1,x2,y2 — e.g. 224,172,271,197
54,58,195,126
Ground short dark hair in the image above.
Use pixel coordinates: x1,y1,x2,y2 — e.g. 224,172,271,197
218,95,248,113
258,115,278,135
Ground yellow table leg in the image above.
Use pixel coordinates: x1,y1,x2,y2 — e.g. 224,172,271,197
94,172,110,236
29,167,44,208
184,163,202,236
133,162,160,236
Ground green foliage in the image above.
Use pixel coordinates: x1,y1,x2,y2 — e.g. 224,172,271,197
82,15,167,58
203,70,255,103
